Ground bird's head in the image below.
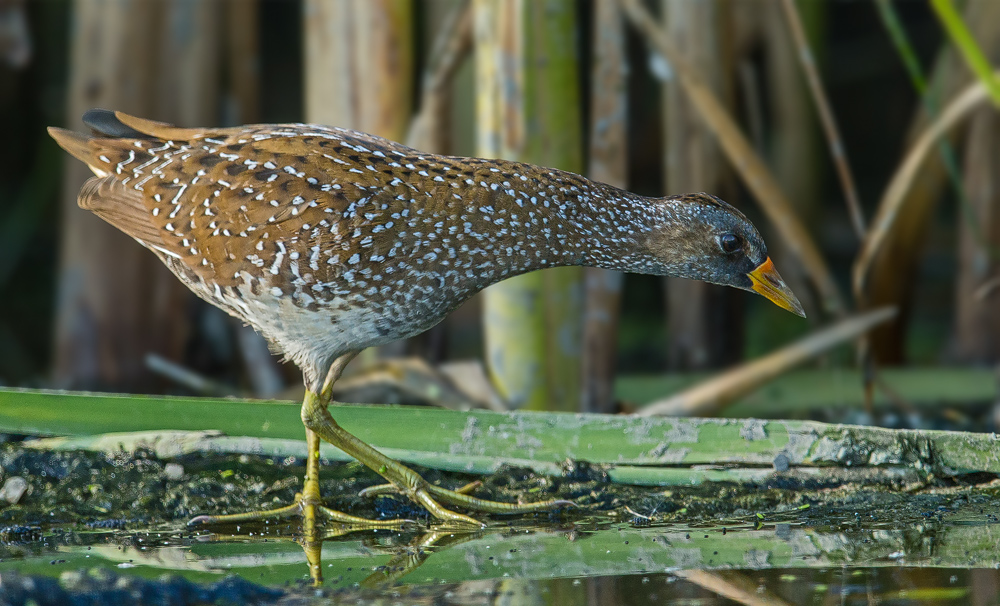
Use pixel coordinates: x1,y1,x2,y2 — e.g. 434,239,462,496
640,192,805,318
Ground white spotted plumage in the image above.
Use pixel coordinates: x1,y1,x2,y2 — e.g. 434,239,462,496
51,111,775,388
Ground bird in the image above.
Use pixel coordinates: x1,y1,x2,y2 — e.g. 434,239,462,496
49,109,805,530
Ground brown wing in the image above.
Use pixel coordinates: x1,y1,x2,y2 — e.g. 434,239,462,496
48,111,437,298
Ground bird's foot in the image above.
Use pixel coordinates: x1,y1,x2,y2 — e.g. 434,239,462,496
420,482,576,525
187,486,410,588
360,469,576,528
187,491,412,528
302,388,575,527
358,479,482,498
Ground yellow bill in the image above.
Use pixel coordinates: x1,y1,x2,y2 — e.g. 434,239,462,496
747,257,806,318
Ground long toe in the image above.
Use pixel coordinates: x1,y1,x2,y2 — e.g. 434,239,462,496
316,505,413,527
425,483,576,515
187,493,413,528
188,501,302,526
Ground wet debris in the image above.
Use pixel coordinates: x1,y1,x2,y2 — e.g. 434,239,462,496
560,460,610,483
372,495,432,522
84,518,131,530
0,569,283,606
772,452,790,472
0,476,27,504
0,524,41,544
164,463,186,481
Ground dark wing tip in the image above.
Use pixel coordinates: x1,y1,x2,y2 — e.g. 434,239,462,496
82,108,152,139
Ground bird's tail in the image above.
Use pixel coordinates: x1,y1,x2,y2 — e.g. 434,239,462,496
47,125,101,175
48,108,189,176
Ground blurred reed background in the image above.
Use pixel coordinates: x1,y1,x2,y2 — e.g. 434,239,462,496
2,0,999,423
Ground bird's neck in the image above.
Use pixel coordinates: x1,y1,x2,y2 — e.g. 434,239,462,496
471,163,665,280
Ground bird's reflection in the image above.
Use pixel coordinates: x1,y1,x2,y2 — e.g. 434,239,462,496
356,528,486,587
196,515,562,587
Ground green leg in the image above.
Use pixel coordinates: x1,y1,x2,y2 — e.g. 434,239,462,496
186,357,415,543
189,422,408,587
303,352,574,527
187,424,411,528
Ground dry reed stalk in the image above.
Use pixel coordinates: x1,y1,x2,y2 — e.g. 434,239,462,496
620,0,844,317
779,0,865,240
853,73,1000,297
640,307,897,418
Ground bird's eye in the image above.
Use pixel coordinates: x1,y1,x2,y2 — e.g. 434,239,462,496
719,233,742,254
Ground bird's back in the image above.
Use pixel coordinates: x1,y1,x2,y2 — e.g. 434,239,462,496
51,111,430,293
50,110,596,370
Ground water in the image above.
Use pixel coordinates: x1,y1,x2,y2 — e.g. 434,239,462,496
5,507,1000,604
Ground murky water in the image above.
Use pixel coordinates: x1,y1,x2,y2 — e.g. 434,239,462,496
5,509,1000,605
